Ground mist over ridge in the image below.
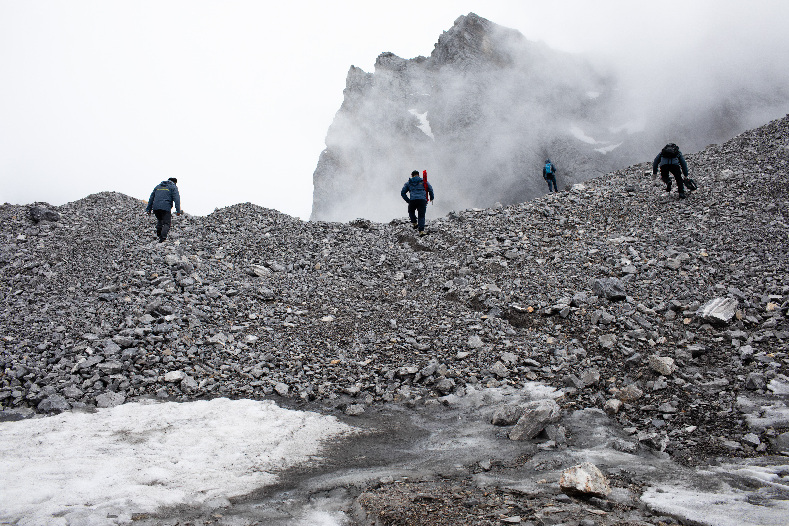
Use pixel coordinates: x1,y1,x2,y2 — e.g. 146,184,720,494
311,12,789,223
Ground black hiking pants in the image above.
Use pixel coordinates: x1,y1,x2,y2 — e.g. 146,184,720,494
660,165,685,196
546,175,558,192
408,199,428,232
154,209,172,241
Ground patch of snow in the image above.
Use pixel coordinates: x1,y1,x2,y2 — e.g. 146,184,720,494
409,109,435,139
569,125,599,144
586,91,601,99
594,142,623,154
642,481,789,526
767,378,789,395
0,398,356,526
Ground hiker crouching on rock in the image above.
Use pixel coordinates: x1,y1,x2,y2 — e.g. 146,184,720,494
401,170,434,236
652,143,689,198
145,177,182,242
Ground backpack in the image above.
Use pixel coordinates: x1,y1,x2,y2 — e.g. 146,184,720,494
545,162,553,175
661,143,680,159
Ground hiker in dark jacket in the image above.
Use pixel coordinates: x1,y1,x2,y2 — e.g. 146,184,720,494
145,178,181,242
401,170,435,235
652,143,689,198
543,159,558,193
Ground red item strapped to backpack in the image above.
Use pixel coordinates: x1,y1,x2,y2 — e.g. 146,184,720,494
422,170,430,202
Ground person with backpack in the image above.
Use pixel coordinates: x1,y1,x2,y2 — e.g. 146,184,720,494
401,169,434,236
652,143,690,198
543,159,558,193
145,177,182,242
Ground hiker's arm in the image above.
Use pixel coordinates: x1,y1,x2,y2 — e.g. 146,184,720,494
678,153,689,177
427,182,435,201
401,184,410,202
145,189,155,213
652,154,661,175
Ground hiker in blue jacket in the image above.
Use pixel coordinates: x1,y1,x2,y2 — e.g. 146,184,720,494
652,143,689,198
145,178,182,242
543,159,558,193
401,170,434,235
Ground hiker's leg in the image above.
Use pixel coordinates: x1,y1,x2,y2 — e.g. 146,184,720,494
154,210,165,238
408,201,418,225
158,210,172,240
416,200,427,231
660,166,672,191
670,166,685,195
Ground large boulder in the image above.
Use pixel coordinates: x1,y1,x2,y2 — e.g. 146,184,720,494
509,399,561,440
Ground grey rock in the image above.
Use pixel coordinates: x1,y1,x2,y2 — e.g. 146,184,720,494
345,404,365,416
509,399,561,440
592,277,626,301
696,297,738,326
772,432,789,454
95,392,126,409
28,205,60,223
37,395,70,413
491,405,522,426
745,373,766,390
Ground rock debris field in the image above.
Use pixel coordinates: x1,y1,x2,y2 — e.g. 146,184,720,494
2,115,789,525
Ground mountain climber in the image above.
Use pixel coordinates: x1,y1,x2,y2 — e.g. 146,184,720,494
401,170,435,235
543,159,558,193
145,177,182,242
652,143,689,198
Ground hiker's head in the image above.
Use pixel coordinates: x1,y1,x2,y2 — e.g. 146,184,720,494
545,159,550,163
168,177,178,184
411,170,419,177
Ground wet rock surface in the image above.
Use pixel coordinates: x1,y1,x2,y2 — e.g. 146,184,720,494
2,115,789,524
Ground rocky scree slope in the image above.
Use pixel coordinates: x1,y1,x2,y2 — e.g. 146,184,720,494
2,116,789,465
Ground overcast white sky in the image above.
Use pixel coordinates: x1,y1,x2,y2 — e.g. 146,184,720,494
1,0,788,219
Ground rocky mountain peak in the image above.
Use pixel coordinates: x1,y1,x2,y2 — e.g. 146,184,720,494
431,12,519,67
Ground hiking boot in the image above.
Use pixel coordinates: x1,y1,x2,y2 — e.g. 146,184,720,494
411,222,418,229
419,231,427,236
665,185,671,192
158,237,166,243
679,193,687,199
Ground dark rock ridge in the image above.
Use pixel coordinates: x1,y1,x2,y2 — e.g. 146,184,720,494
311,12,789,223
2,115,789,467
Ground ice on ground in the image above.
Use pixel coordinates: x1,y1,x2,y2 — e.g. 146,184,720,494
642,481,789,526
409,109,435,139
594,142,623,154
767,378,789,395
0,398,356,526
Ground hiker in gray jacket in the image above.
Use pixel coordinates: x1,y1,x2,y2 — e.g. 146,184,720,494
145,178,181,242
